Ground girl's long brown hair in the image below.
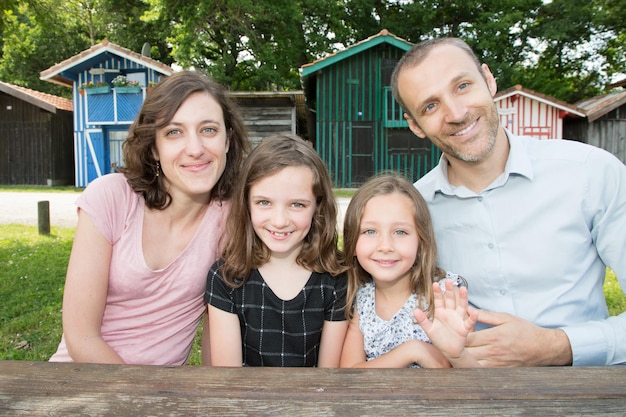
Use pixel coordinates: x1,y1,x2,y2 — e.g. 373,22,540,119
220,134,347,287
342,173,444,319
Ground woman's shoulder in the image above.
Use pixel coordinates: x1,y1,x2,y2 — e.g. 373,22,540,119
86,172,130,188
79,173,138,209
82,173,133,198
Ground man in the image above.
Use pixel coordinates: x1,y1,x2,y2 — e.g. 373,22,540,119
391,37,626,366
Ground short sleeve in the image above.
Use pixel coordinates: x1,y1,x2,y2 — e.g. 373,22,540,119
204,260,237,313
76,173,139,245
325,272,348,322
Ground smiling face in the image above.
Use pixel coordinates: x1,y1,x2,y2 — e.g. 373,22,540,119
249,165,317,260
154,92,229,202
397,44,500,163
355,192,419,287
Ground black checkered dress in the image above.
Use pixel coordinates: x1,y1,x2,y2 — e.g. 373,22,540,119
205,261,347,367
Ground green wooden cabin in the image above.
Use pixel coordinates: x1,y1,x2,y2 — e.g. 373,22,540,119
300,30,440,188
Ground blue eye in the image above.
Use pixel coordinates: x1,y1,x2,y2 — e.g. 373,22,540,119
165,128,181,136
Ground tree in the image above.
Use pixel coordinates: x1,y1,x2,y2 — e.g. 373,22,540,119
0,1,89,96
0,0,622,100
340,0,621,102
144,0,349,90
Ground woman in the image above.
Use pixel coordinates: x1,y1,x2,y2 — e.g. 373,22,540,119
49,71,249,365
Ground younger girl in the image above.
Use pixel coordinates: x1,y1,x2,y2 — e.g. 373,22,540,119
340,174,478,368
205,134,348,367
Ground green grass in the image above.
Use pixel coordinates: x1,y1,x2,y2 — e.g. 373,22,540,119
334,189,357,198
0,185,83,193
605,269,626,316
0,225,72,361
1,224,624,365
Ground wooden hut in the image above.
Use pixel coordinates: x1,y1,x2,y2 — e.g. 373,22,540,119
229,91,306,147
40,40,173,187
0,81,73,185
564,86,626,164
494,84,585,139
300,30,439,188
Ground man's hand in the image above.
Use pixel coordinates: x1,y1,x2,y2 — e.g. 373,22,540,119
466,310,573,367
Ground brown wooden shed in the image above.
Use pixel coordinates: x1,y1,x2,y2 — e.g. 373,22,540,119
564,85,626,164
0,81,73,185
229,91,307,147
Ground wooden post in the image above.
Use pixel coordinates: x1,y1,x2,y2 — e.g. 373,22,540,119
38,201,50,235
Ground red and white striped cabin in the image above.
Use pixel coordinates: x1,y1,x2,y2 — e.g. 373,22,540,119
494,85,585,139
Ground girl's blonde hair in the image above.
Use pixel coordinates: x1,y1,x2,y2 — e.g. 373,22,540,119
342,173,443,318
220,134,346,287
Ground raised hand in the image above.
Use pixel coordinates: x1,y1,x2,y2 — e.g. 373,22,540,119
413,279,480,367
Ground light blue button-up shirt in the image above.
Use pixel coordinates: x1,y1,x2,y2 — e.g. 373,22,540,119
415,131,626,365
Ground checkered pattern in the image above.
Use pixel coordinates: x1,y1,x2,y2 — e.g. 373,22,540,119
206,261,347,367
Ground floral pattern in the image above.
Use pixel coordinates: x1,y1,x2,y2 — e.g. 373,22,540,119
356,272,464,368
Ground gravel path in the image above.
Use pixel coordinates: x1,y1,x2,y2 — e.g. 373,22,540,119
0,191,81,228
0,191,350,230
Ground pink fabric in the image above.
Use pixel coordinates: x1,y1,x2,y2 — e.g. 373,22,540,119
50,173,229,365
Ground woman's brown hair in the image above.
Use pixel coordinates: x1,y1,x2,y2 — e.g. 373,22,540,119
342,173,444,319
220,133,346,287
120,70,249,209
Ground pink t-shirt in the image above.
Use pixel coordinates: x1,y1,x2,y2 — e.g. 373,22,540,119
49,173,229,365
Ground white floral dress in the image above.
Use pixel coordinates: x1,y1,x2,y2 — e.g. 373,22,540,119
356,272,464,368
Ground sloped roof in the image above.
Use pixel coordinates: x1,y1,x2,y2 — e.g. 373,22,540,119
574,89,626,122
607,78,626,89
494,84,585,118
0,81,72,113
40,40,173,88
300,29,412,78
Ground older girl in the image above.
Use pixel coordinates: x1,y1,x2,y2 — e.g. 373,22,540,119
206,134,348,367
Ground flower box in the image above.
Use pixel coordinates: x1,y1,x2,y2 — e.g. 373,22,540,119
115,86,142,94
85,86,111,95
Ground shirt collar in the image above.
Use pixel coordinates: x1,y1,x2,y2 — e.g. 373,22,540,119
427,129,535,197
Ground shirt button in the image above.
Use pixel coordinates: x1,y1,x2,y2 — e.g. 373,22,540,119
477,196,483,202
499,290,506,296
488,243,494,249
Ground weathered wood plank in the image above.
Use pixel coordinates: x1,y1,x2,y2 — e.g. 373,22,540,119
1,361,624,417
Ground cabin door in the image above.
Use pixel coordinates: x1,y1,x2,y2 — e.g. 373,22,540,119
85,129,104,183
349,121,374,187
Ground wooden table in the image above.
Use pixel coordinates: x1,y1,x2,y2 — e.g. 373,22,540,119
1,360,625,416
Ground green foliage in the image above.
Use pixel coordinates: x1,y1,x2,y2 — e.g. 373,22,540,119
0,1,89,96
1,0,624,100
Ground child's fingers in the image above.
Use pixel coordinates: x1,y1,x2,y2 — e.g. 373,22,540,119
413,308,432,332
431,281,446,310
443,278,457,310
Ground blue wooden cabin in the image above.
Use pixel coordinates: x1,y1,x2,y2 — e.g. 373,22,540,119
300,30,441,188
40,40,173,187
